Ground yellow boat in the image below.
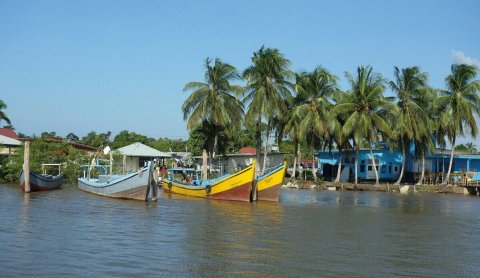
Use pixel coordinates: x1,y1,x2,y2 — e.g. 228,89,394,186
256,161,286,202
162,160,256,202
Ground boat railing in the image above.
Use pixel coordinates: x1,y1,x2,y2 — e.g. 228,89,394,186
80,164,111,179
41,163,63,176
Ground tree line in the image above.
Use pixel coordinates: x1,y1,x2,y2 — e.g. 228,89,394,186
182,45,480,186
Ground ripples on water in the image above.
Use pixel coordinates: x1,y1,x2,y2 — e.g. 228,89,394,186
1,184,479,277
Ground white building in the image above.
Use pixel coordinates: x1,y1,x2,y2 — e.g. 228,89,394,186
116,142,171,172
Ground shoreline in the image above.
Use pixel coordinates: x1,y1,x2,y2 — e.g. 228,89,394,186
282,180,478,195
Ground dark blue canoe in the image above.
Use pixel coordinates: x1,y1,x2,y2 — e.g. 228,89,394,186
20,169,64,192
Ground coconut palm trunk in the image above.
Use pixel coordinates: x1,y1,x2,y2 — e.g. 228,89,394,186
369,143,380,186
354,143,359,186
292,139,298,178
252,114,262,201
312,149,317,181
298,144,302,179
416,149,426,185
212,133,218,159
442,137,456,185
335,148,342,182
209,133,218,176
262,122,271,174
395,142,406,185
255,115,262,172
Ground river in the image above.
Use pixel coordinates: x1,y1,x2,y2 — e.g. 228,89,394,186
1,184,479,277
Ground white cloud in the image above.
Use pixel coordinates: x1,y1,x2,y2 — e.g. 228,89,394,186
452,50,480,67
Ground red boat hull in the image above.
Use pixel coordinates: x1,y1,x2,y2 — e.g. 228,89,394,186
257,183,282,202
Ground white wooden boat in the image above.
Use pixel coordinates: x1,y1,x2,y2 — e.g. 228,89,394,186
78,161,156,201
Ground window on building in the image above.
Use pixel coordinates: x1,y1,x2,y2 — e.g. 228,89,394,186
394,165,399,172
360,164,365,172
381,165,386,173
389,164,392,173
368,165,372,171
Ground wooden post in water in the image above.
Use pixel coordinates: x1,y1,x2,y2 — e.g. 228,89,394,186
122,155,126,174
23,141,30,193
109,151,113,175
202,149,208,180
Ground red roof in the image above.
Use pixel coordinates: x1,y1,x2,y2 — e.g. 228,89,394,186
0,128,19,140
239,147,265,154
44,138,97,150
239,147,256,154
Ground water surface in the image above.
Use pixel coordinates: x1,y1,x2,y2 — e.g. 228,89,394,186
1,184,479,277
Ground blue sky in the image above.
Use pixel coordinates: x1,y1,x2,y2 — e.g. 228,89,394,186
0,0,479,144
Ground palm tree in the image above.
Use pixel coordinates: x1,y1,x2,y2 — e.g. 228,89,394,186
284,111,301,178
0,100,11,125
413,88,437,185
437,64,480,185
333,66,394,186
465,142,478,153
388,66,429,185
293,67,338,180
182,58,244,158
243,46,294,174
328,89,351,183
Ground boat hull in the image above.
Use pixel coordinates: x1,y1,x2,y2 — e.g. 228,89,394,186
256,162,286,202
78,163,154,201
162,161,255,202
20,170,64,192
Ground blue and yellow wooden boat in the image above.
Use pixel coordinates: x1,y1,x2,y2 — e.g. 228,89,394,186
162,160,256,202
256,161,286,202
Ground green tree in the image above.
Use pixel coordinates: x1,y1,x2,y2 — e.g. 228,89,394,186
0,100,11,125
454,143,478,153
437,64,480,184
187,121,256,157
111,130,149,149
243,46,294,173
187,121,215,156
65,132,80,142
388,66,429,185
334,66,393,186
150,137,188,152
293,67,338,180
182,57,244,158
81,131,111,148
40,131,62,140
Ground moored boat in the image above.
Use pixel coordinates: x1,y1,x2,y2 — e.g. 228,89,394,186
162,160,256,202
20,164,64,192
256,161,286,202
78,161,156,201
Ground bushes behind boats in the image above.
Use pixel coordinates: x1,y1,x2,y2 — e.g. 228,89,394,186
0,139,90,184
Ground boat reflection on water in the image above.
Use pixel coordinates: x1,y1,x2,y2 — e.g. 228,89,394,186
172,196,285,276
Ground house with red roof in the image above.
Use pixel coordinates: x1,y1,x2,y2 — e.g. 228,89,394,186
0,128,21,157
